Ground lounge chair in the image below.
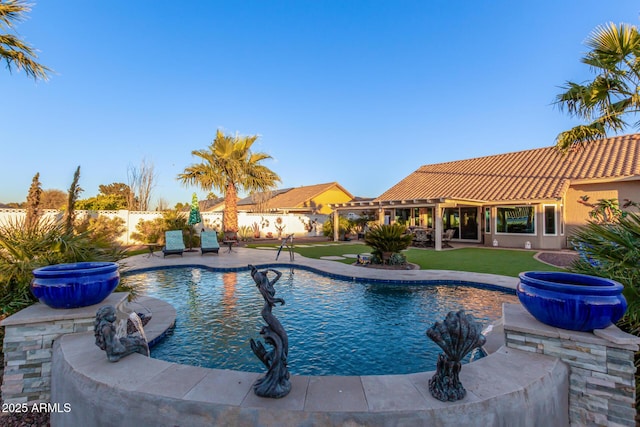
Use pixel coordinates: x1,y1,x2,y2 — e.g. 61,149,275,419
200,231,220,255
442,228,455,248
162,230,185,257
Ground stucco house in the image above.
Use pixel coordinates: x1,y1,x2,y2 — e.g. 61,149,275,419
333,134,640,250
207,182,354,215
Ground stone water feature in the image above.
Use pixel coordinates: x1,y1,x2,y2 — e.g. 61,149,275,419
94,305,149,362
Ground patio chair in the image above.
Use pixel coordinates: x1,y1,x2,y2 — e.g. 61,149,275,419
412,228,431,248
162,230,185,257
442,228,455,248
200,231,220,255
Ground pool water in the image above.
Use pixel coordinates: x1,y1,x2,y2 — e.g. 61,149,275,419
126,267,518,376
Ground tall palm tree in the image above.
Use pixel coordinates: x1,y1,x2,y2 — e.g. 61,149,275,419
555,22,640,152
178,130,281,235
0,0,50,80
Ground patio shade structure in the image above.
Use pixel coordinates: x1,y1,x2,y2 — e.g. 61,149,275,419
187,193,202,251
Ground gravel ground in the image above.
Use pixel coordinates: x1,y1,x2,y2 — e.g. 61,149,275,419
536,251,578,268
0,411,49,427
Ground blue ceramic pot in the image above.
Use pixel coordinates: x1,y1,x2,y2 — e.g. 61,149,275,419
30,262,120,309
516,271,626,332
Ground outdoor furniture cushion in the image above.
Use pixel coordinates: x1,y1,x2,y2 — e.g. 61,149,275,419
162,230,185,257
200,231,220,255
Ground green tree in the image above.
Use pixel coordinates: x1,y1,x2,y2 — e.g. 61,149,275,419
0,0,50,80
65,166,82,233
25,172,42,230
41,189,66,209
177,130,280,234
76,182,131,210
555,22,640,151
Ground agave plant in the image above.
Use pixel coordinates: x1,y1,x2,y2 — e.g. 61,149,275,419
364,224,413,264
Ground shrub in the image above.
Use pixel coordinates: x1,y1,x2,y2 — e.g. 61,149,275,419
364,224,413,264
130,217,165,244
76,215,126,245
238,225,253,241
569,211,640,411
569,213,640,331
322,216,354,238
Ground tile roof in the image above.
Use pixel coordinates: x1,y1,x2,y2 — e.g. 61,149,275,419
240,182,353,211
376,134,640,203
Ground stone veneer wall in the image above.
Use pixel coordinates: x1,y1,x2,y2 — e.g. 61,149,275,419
1,293,128,404
503,303,640,427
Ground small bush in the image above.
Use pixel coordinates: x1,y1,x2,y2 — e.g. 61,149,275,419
364,224,413,264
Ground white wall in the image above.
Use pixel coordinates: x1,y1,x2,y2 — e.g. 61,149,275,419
0,209,328,245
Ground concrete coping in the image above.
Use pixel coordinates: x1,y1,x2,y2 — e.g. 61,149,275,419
1,293,129,327
51,297,570,426
503,303,640,352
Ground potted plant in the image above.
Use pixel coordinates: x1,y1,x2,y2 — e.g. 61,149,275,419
252,222,261,239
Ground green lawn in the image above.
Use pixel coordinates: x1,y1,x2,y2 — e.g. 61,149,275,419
248,242,563,277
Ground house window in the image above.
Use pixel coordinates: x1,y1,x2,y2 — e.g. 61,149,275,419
484,207,491,233
496,206,535,234
543,205,556,235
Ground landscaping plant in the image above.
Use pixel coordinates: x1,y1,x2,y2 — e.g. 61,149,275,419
569,203,640,412
363,223,413,264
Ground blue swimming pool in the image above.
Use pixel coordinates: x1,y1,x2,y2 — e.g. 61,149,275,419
126,267,518,376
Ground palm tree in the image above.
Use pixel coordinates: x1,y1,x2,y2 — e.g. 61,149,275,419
555,22,640,152
0,0,50,80
178,130,281,235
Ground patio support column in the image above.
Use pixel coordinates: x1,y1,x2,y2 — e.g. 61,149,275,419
332,209,339,242
434,204,443,251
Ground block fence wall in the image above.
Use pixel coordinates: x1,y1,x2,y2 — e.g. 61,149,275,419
0,209,328,245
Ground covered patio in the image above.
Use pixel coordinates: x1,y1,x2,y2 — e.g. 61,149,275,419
330,198,483,251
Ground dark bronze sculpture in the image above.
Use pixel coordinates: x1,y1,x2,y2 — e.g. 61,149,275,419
426,310,486,401
248,264,291,398
94,305,150,362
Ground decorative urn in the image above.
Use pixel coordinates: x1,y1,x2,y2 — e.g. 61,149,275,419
516,271,627,332
31,262,120,309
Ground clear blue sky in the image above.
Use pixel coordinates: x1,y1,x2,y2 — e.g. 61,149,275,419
2,1,639,207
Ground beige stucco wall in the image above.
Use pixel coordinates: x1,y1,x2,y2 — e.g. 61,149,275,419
564,180,640,238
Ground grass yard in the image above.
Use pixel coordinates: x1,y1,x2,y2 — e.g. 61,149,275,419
248,242,563,277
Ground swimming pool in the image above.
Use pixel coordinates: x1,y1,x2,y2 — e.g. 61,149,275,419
126,266,518,376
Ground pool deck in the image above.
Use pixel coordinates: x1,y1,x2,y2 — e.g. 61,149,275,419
120,244,519,290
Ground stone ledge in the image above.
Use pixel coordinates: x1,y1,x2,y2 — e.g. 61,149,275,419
50,330,569,426
503,303,640,352
1,293,129,327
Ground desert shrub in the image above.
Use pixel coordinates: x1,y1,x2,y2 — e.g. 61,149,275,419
364,224,413,264
569,211,640,411
76,215,126,245
130,210,189,245
322,216,354,238
130,217,165,244
238,225,253,241
569,212,640,331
